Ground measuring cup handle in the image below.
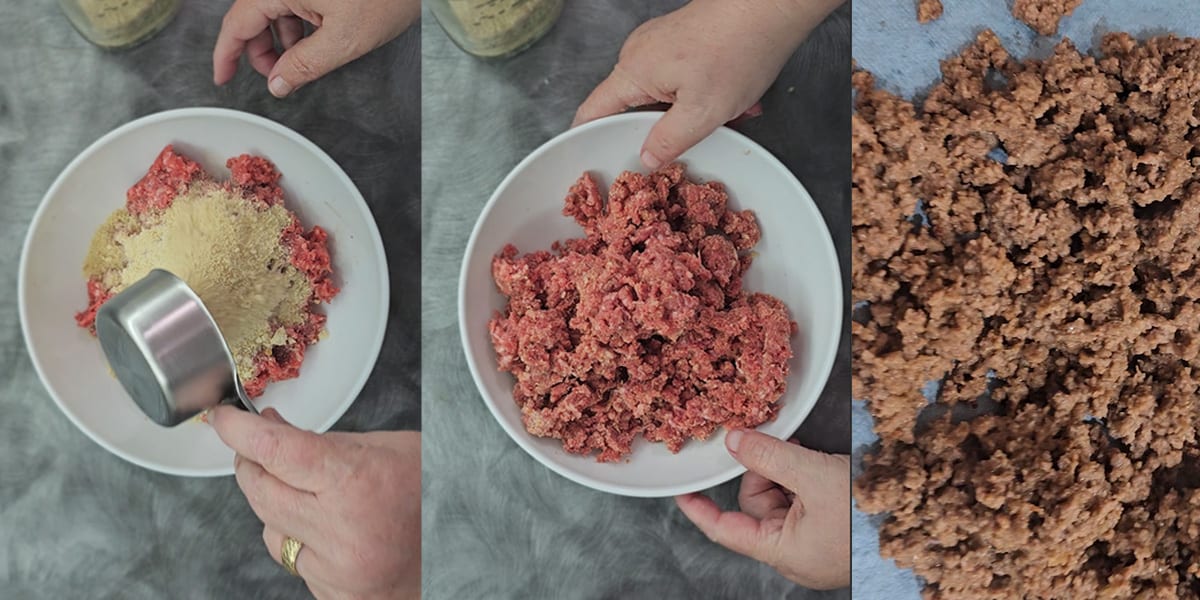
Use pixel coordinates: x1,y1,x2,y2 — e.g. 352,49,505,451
225,379,260,415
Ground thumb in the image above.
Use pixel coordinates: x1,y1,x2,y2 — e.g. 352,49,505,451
208,404,330,491
640,101,725,170
726,430,833,494
266,26,349,98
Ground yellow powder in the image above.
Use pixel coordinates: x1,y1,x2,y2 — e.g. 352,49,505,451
67,0,180,48
443,0,563,57
83,209,140,290
84,183,312,381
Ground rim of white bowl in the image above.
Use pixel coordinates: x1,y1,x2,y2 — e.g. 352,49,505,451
18,107,390,477
459,111,844,497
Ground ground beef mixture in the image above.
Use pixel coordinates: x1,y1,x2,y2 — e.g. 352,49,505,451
1012,0,1083,36
76,145,338,399
854,31,1200,598
489,165,796,462
916,0,943,24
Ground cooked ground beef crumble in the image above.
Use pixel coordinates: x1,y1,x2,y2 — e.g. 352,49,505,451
916,0,943,24
854,30,1200,598
489,164,796,462
1012,0,1083,36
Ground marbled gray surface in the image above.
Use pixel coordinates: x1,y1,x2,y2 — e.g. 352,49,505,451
420,2,850,599
0,3,419,598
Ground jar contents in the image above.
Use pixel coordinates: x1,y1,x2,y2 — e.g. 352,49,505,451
58,0,180,49
430,0,564,58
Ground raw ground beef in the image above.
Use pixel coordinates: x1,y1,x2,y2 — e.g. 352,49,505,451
124,145,205,215
1012,0,1083,36
854,30,1200,598
76,145,338,399
916,0,943,24
489,164,796,462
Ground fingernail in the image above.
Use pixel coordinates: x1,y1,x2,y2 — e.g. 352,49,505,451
641,150,662,170
726,430,744,454
263,408,285,423
268,76,292,98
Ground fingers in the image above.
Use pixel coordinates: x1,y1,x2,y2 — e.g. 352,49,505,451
209,404,333,492
737,471,790,521
274,15,305,50
725,429,809,492
245,28,281,78
263,524,329,583
640,101,725,170
675,493,780,563
266,25,352,98
213,0,291,85
234,452,320,538
572,68,654,128
727,101,764,126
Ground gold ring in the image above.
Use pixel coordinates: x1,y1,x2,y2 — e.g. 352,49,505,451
281,536,304,577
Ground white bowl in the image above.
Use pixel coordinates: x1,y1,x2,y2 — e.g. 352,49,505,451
19,108,389,477
459,112,842,497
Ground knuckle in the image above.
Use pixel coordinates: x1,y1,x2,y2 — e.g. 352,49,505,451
220,1,249,32
251,428,283,467
291,433,320,471
687,99,722,128
651,128,678,153
624,21,654,50
324,21,367,59
343,30,371,58
743,435,777,468
609,64,632,86
286,50,322,81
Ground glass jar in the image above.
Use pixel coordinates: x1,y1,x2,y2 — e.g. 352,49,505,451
58,0,181,50
429,0,564,59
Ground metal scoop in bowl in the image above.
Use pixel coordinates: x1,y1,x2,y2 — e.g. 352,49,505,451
95,269,258,427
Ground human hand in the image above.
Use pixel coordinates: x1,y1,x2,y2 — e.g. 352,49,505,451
573,0,844,170
209,405,421,600
675,430,850,590
213,0,420,97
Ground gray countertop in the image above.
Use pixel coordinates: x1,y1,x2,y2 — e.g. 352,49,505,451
419,2,850,599
0,2,420,598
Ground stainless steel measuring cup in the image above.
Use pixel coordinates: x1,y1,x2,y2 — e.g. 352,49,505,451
95,269,259,427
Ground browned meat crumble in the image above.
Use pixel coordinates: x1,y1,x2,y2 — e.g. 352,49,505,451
854,29,1200,599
